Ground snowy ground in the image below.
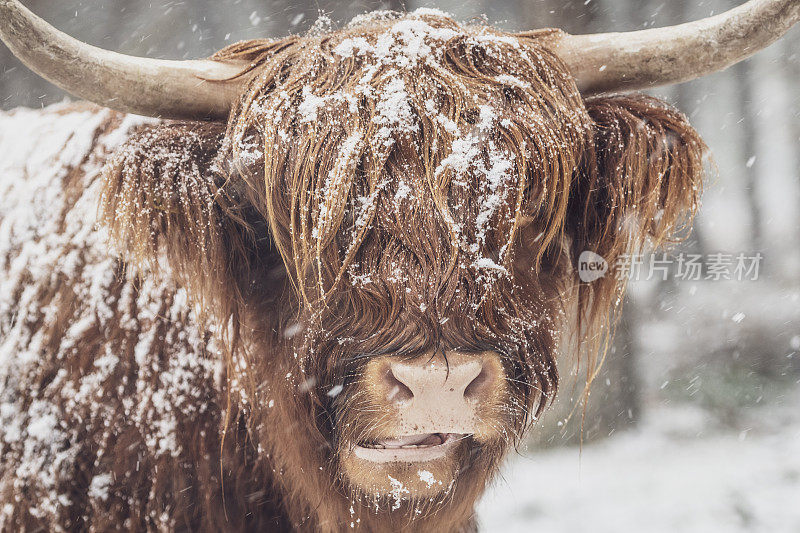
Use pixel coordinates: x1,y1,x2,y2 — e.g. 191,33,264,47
477,399,800,532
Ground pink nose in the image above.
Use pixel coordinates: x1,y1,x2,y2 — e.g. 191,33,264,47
385,351,494,406
363,350,505,434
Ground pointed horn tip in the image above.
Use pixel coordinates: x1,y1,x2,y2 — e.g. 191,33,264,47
536,0,800,94
0,0,245,120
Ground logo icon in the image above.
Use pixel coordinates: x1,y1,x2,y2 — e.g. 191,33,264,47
578,251,608,282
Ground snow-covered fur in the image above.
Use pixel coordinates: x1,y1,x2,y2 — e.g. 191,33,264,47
0,10,706,532
0,105,245,530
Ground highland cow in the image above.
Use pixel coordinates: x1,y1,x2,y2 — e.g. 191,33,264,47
0,0,798,531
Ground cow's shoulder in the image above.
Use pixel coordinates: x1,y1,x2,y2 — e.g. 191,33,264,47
0,103,224,530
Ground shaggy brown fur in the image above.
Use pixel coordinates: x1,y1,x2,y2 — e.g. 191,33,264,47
0,10,705,532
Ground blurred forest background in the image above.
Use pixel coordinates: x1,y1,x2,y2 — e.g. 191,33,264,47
2,0,799,531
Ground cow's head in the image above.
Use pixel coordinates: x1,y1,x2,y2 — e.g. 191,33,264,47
2,0,797,526
201,14,712,507
101,18,707,516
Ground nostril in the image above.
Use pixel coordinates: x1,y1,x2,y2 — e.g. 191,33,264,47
463,363,492,403
383,367,414,405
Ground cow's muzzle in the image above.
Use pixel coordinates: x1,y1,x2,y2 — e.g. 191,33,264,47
351,350,507,461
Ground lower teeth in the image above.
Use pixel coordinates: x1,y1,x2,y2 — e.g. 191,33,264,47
359,434,451,449
360,443,438,449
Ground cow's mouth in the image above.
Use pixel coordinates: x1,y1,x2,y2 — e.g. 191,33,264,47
353,433,466,463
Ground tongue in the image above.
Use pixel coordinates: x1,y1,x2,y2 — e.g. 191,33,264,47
377,433,444,447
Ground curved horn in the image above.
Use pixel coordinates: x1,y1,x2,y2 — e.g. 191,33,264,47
0,0,248,120
542,0,800,95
